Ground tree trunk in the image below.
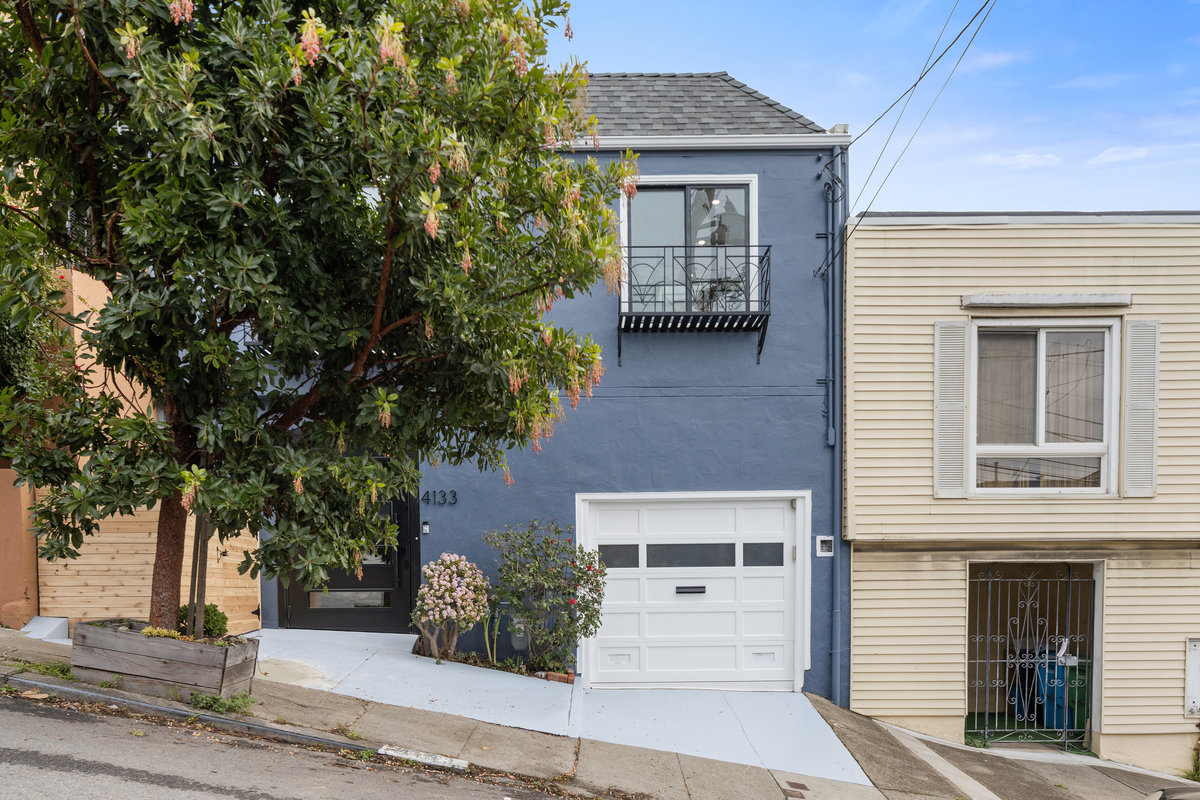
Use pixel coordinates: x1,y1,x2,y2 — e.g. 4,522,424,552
149,489,187,628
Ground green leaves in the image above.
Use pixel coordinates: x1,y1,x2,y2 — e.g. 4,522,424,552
483,520,607,672
1,0,632,593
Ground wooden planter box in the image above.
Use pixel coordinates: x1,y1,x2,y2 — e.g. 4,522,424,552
72,619,257,698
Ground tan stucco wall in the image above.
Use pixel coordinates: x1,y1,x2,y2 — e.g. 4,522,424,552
0,469,38,629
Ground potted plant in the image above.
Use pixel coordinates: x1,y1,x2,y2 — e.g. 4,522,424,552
72,604,257,698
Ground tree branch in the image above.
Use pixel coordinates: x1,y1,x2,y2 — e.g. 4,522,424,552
71,0,124,98
15,0,44,58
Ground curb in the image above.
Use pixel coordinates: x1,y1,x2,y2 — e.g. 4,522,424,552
1,672,474,775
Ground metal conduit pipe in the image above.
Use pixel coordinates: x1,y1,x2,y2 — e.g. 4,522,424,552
821,144,848,706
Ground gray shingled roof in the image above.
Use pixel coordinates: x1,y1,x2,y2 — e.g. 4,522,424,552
584,73,826,137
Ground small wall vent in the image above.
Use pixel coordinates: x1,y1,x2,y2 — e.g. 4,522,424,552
815,536,835,557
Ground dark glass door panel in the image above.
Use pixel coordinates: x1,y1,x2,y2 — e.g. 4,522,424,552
283,495,419,633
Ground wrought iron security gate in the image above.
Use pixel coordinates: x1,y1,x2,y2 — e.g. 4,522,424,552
967,563,1095,749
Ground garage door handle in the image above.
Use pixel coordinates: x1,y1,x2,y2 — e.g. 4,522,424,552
675,586,706,594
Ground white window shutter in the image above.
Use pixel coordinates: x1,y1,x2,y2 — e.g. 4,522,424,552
934,321,968,498
1123,320,1159,497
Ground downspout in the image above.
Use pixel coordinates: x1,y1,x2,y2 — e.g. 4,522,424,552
821,145,848,706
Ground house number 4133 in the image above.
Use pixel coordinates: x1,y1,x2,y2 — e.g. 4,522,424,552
421,489,457,506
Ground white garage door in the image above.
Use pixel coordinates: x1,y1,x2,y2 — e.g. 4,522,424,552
578,492,809,691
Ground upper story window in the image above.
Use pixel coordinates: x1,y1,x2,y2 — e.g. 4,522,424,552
972,323,1115,492
616,175,771,364
935,316,1159,500
626,184,754,314
629,185,749,249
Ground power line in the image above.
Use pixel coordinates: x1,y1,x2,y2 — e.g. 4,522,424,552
847,0,997,227
854,0,962,212
813,0,996,277
851,0,996,146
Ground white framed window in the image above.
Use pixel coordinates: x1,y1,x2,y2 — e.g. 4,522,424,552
970,318,1118,495
933,317,1159,499
618,174,761,314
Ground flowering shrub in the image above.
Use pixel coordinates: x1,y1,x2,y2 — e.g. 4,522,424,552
484,520,606,672
412,553,489,662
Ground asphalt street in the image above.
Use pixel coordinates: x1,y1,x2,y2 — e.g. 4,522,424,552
0,694,554,800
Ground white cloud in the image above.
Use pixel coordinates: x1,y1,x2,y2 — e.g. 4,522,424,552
963,50,1025,72
1084,146,1151,167
842,71,873,87
1057,74,1133,90
980,153,1062,170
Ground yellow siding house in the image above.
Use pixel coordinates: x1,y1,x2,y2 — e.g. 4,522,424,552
845,212,1200,775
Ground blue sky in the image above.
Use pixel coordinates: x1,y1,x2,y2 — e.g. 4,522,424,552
548,1,1200,212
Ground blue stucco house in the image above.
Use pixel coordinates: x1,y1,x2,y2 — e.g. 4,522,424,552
264,73,851,704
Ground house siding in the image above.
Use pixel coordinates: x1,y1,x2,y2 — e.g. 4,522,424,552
846,222,1200,543
848,546,1200,772
849,549,966,718
845,218,1200,774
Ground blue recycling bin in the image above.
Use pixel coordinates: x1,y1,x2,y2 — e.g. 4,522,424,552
1037,659,1091,730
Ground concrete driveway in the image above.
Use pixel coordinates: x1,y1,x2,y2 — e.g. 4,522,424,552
249,627,872,786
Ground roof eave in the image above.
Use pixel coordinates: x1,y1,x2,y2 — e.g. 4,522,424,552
853,211,1200,225
579,133,850,151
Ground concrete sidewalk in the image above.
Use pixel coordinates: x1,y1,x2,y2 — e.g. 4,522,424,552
4,627,1198,800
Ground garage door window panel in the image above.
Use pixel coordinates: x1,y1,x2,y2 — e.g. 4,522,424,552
743,542,785,567
646,543,736,568
598,544,640,569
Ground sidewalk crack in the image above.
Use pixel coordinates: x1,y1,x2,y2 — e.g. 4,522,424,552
329,648,378,692
677,752,693,799
454,721,481,759
348,699,371,728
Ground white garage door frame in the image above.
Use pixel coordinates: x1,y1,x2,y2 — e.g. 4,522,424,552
575,490,813,692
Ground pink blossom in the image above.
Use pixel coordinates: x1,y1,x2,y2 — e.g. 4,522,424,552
424,210,439,239
429,162,441,185
169,0,194,25
300,19,321,66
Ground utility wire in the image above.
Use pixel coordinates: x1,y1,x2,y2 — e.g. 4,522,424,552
845,0,996,241
813,0,997,278
854,0,962,214
852,0,995,146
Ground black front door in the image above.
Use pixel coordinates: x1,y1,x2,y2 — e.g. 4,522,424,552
282,496,420,633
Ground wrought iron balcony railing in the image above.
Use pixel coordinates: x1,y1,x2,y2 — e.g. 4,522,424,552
618,245,771,364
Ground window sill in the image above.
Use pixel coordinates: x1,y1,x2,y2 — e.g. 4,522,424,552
965,491,1120,500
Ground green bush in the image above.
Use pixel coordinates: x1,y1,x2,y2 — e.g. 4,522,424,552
484,520,606,672
177,603,228,638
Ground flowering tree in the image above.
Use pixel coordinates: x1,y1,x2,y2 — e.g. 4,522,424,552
411,552,489,661
0,0,633,628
